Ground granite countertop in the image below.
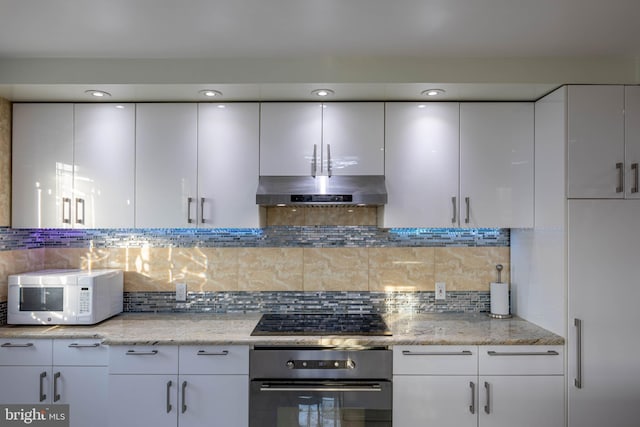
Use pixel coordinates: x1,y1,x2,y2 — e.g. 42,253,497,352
0,312,564,346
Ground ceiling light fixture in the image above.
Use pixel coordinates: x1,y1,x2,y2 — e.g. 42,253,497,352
199,89,223,98
85,90,111,98
421,89,445,97
311,89,335,97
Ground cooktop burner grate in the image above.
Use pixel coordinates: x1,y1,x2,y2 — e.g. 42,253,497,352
250,313,392,336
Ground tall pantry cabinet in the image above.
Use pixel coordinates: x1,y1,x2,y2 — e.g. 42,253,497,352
512,85,640,427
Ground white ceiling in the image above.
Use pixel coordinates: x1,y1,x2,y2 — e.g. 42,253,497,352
0,0,639,101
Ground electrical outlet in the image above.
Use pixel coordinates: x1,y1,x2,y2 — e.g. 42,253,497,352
176,282,187,302
435,282,446,300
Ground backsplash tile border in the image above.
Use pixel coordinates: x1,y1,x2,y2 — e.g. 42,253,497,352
2,227,509,250
124,290,492,314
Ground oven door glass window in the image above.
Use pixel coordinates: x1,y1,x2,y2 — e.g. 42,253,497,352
250,381,392,427
19,287,64,311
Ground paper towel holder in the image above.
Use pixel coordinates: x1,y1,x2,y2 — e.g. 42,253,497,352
488,264,512,319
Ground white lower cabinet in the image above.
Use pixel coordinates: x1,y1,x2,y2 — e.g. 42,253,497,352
393,345,478,427
0,338,108,427
478,345,565,427
108,345,248,427
394,345,564,427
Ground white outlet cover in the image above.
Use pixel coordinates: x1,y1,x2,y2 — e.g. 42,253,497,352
176,282,187,302
435,282,446,300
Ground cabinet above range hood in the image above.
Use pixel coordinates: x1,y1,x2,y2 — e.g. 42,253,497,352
256,175,387,206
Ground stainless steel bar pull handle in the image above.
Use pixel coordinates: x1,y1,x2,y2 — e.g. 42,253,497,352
327,144,332,177
68,343,100,348
187,197,194,224
451,196,457,224
469,381,476,414
465,197,470,224
575,318,583,389
632,163,639,194
402,350,473,356
197,350,229,356
1,342,34,348
62,198,71,224
312,144,318,177
487,350,559,356
181,381,187,414
75,198,85,224
39,371,47,402
616,162,624,193
484,381,491,414
126,350,158,356
260,384,382,393
200,197,206,224
54,372,61,402
166,380,173,413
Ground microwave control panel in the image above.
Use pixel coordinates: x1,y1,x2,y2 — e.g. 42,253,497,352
79,287,91,313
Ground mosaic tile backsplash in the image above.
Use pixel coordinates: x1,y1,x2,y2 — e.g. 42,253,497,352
0,226,509,323
124,291,492,314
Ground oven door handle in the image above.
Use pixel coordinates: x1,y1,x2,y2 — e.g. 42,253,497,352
258,382,383,393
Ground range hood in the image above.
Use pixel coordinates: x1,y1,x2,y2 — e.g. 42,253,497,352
256,175,387,206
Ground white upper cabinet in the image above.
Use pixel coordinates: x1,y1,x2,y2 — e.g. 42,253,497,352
135,103,198,228
197,103,260,228
460,103,534,228
624,86,640,199
12,103,135,229
259,102,384,176
322,102,384,175
567,85,625,199
383,102,460,228
259,103,322,176
12,104,74,228
73,104,135,228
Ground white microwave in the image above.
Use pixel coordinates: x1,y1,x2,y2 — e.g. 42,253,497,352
8,269,123,325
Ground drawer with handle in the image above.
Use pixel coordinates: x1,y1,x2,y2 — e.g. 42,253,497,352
0,339,52,366
394,345,478,375
108,345,178,374
479,345,563,375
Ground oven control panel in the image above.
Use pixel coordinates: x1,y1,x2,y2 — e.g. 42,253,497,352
285,359,356,370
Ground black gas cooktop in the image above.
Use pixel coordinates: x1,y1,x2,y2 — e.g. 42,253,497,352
250,313,392,336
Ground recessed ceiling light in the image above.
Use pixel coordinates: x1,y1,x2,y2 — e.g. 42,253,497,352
85,90,111,98
421,89,445,97
199,89,223,97
311,89,335,97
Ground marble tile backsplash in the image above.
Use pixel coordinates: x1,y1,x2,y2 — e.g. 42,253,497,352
41,246,509,293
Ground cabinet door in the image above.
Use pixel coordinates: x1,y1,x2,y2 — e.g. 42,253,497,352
568,200,640,427
198,103,260,228
108,375,178,427
55,366,108,427
567,85,625,199
478,375,564,427
12,104,73,228
322,102,384,175
393,375,477,427
178,375,248,427
74,104,135,228
0,366,52,403
259,103,322,176
383,103,460,227
625,86,640,199
460,103,534,228
136,103,198,227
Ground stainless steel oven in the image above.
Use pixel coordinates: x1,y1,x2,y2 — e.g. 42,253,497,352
249,346,392,427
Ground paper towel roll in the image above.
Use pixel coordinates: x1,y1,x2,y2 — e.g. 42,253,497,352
490,282,510,316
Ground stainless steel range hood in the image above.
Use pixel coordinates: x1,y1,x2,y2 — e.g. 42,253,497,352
256,175,387,206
